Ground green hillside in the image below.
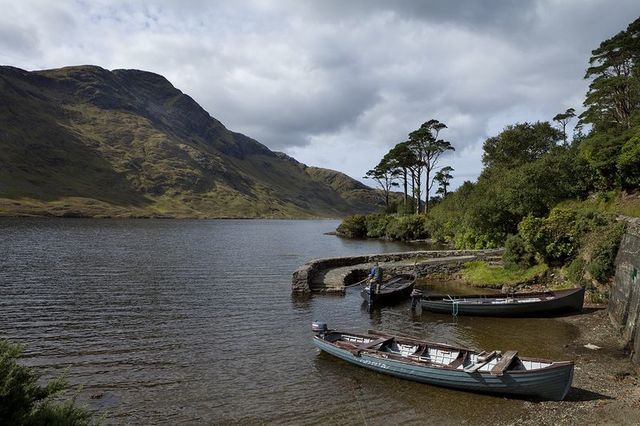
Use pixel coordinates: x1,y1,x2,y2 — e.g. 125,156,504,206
0,65,383,218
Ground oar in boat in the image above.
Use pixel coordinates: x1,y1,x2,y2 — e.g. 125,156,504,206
345,277,369,288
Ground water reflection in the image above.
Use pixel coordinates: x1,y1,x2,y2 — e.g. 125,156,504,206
418,277,502,296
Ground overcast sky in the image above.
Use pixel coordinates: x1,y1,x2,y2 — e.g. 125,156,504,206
1,0,639,191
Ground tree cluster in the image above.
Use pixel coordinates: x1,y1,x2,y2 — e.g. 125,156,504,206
365,119,455,214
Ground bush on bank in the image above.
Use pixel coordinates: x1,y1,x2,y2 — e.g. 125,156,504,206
335,214,367,238
0,339,93,425
336,213,429,241
502,234,536,269
518,207,611,266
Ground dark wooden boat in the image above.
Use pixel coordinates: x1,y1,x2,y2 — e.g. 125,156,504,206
418,287,584,316
360,273,416,305
311,322,574,401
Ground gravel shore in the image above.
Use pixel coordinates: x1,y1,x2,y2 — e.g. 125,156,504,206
502,307,640,425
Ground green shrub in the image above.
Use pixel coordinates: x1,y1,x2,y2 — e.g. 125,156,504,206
365,214,391,238
453,229,503,250
336,214,367,238
585,222,626,282
566,257,587,286
503,234,536,269
518,207,610,265
394,202,417,215
618,136,640,190
0,339,92,425
385,215,428,241
336,213,431,241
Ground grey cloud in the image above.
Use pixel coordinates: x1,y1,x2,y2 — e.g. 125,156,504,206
0,25,39,63
287,0,537,31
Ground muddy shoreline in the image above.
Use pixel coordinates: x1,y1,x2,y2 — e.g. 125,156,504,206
503,307,640,425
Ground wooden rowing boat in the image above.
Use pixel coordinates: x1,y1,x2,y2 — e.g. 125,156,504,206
360,273,416,305
311,323,574,401
417,287,585,316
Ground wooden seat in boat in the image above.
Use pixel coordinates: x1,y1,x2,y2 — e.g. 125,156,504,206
464,351,499,373
352,337,394,355
490,351,518,376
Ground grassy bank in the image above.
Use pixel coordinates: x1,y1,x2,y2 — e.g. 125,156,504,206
556,191,640,219
460,261,548,288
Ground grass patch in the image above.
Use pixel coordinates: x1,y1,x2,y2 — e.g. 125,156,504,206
556,191,640,218
461,261,548,288
548,280,577,291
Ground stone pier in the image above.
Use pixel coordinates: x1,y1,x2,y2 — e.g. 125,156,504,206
291,249,504,294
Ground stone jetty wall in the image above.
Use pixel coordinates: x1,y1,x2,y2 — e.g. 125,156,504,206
608,217,640,365
291,249,503,294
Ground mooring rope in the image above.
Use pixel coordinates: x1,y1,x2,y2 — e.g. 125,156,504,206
446,295,460,317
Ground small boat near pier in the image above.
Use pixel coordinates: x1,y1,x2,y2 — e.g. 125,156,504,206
360,273,416,305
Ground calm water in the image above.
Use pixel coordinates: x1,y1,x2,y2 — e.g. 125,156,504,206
0,219,578,424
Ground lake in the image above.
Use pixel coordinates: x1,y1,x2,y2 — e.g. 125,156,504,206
0,219,577,424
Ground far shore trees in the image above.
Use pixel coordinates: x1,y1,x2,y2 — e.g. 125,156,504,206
364,154,399,210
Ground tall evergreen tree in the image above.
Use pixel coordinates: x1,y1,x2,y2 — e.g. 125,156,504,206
581,17,640,130
387,141,418,208
553,108,576,145
482,121,563,170
364,155,399,209
434,166,454,197
408,119,455,214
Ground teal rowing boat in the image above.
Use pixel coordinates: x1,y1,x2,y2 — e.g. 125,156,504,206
311,322,574,401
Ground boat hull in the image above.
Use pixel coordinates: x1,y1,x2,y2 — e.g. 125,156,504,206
313,338,573,401
420,287,584,317
360,274,415,305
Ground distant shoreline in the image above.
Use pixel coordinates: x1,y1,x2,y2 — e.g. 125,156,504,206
0,197,348,220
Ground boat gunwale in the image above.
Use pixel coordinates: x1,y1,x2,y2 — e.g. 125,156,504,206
421,287,583,304
316,330,574,373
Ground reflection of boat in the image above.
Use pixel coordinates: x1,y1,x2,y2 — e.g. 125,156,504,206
418,287,584,316
360,273,416,305
311,322,574,401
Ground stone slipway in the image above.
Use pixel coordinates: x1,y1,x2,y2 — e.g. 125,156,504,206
291,249,503,293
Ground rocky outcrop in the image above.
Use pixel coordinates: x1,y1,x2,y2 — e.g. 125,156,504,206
608,217,640,364
291,249,504,293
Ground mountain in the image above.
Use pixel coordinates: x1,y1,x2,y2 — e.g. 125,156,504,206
0,65,385,218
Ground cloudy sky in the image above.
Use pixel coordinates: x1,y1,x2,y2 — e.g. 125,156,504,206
1,0,639,191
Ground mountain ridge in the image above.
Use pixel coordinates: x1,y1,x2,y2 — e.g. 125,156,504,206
0,65,383,218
